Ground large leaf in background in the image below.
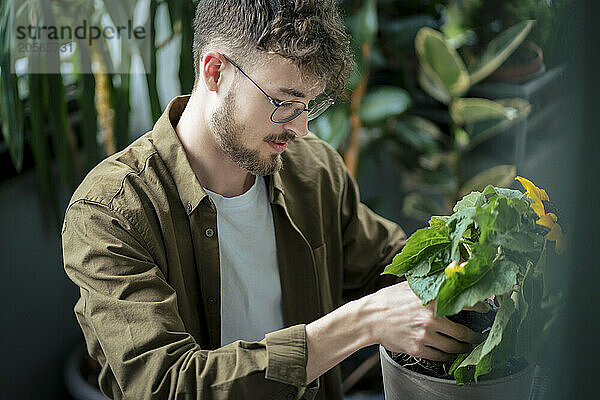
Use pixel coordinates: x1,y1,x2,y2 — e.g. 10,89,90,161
349,0,378,46
436,245,518,317
309,105,351,149
178,0,195,93
415,27,470,99
28,63,60,229
469,20,536,86
449,98,513,126
391,115,441,153
459,165,517,197
78,43,101,173
40,1,78,189
402,191,446,221
417,67,451,104
0,2,24,172
359,87,411,124
466,98,531,149
382,227,451,277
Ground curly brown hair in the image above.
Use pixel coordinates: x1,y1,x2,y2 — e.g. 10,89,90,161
192,0,353,98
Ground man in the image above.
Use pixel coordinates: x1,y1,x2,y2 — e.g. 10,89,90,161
62,1,483,399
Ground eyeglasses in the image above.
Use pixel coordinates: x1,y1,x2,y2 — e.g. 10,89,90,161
219,53,334,124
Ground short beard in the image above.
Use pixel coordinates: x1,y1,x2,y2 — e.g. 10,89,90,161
210,92,283,176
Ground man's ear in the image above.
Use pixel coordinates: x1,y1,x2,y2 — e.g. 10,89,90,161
201,51,227,92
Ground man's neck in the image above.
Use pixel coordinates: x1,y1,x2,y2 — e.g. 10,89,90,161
175,93,255,198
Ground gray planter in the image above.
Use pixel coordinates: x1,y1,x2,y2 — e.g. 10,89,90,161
64,344,110,400
379,345,546,400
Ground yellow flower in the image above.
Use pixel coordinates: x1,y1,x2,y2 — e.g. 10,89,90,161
515,176,566,254
445,260,466,278
515,176,549,218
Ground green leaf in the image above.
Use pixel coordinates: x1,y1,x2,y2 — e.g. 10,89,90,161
359,87,411,124
481,297,516,360
351,0,378,46
390,116,440,152
415,27,470,99
77,45,100,173
429,215,450,229
402,192,446,221
382,227,451,277
436,247,518,317
454,341,484,383
417,67,451,104
454,298,516,383
492,231,540,254
484,184,525,200
447,207,477,261
450,98,512,126
472,197,520,244
453,191,485,212
469,20,536,86
459,165,517,198
407,270,446,305
0,2,24,172
449,353,469,375
466,98,531,148
309,105,350,149
28,69,61,229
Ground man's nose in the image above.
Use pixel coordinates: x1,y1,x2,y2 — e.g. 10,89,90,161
283,113,309,137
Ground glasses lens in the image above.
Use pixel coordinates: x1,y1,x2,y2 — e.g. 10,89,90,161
271,101,306,123
307,99,334,121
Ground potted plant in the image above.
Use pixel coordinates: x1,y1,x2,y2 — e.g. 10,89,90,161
379,176,565,399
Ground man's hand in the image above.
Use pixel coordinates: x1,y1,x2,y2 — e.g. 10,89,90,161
305,281,487,383
365,281,485,361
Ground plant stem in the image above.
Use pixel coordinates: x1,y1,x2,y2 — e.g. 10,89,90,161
344,43,371,177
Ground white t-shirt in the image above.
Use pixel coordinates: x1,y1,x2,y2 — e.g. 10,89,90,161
205,176,285,346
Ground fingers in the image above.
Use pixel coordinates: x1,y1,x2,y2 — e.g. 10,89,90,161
414,345,456,362
427,332,473,354
435,317,484,344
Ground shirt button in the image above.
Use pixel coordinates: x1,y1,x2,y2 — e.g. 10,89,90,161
186,202,192,212
205,228,214,238
208,296,216,305
286,393,294,400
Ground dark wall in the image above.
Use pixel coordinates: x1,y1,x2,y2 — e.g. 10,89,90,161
0,168,80,399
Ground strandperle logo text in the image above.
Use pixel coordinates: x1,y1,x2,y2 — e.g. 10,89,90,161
16,19,146,46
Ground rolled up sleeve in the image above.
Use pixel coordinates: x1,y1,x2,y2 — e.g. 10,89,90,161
62,199,316,400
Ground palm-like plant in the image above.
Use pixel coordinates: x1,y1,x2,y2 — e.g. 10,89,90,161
0,0,196,229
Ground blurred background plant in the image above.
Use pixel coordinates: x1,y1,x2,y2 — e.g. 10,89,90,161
0,0,195,229
310,0,574,233
0,0,574,232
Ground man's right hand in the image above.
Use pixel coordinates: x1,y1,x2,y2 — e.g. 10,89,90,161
364,281,485,361
305,280,486,383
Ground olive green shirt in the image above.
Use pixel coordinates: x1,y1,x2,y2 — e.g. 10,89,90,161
61,95,406,400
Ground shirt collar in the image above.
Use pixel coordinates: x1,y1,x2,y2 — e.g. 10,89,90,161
151,95,286,214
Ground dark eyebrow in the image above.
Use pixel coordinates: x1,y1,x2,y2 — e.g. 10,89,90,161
278,87,306,98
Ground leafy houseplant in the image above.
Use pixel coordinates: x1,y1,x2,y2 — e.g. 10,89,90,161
379,176,564,396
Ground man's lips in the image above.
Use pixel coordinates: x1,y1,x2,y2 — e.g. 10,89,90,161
268,140,288,153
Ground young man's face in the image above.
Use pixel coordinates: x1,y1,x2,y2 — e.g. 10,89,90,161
208,54,323,176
